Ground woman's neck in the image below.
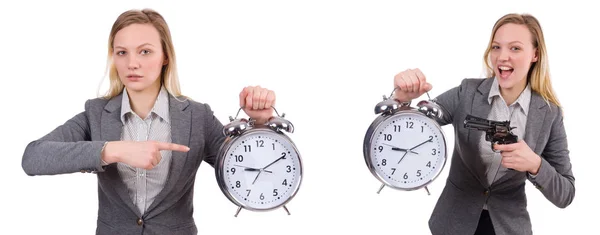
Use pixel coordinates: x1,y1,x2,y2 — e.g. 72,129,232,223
500,79,527,106
127,84,161,120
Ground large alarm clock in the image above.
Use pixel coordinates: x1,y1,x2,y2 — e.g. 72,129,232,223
216,107,303,217
363,89,448,195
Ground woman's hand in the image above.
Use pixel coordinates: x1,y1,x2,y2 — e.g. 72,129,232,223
102,141,190,169
393,68,433,102
239,85,275,125
494,140,542,174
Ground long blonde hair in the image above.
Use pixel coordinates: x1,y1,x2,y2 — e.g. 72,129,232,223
101,9,182,99
483,13,560,108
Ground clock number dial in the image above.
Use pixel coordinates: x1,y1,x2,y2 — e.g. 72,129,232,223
369,113,446,190
222,132,301,210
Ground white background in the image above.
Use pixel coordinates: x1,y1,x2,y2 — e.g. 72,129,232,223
1,0,598,234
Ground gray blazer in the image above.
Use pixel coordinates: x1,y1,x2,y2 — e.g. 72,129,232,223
22,92,225,235
428,78,575,235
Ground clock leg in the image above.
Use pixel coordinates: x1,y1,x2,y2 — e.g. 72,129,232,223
424,186,431,196
234,206,242,217
283,205,291,215
377,183,385,194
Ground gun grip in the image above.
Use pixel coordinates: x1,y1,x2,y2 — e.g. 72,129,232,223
491,141,501,153
492,141,515,171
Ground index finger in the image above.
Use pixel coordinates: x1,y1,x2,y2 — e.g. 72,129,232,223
239,87,250,108
156,142,190,152
246,88,254,110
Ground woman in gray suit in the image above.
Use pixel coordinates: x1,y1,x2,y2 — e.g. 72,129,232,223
21,9,276,234
393,13,575,235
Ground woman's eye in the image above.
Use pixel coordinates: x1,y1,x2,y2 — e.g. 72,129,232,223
141,50,151,55
511,47,521,51
116,51,126,55
492,45,500,50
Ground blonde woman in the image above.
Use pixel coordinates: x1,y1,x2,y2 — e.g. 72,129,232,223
21,9,276,234
393,13,574,235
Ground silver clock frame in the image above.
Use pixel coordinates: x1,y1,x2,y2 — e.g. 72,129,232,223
215,107,303,217
363,92,448,195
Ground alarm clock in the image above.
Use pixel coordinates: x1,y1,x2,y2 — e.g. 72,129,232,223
363,88,448,195
216,107,303,217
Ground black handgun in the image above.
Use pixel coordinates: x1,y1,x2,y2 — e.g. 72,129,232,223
463,114,518,151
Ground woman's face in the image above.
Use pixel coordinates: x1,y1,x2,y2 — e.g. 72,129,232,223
112,23,166,93
490,23,538,91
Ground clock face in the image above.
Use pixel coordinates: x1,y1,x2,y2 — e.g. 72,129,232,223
366,111,447,190
220,129,302,210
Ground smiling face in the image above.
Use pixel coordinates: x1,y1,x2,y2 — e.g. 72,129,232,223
112,23,166,93
489,23,538,91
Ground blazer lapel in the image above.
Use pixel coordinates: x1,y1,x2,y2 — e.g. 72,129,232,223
98,93,142,217
466,78,495,188
523,92,547,153
145,95,192,214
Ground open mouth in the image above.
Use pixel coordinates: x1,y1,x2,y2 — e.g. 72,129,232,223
498,66,514,79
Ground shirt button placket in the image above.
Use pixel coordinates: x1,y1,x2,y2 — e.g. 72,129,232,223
141,117,150,214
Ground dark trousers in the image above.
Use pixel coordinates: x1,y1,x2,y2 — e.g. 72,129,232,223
474,209,496,235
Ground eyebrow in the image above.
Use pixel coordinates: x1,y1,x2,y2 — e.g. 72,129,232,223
114,43,156,50
492,40,524,45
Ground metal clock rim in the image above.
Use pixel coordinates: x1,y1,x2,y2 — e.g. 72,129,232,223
216,127,304,212
363,108,448,191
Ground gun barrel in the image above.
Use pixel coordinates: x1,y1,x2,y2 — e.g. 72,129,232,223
464,122,493,130
465,115,491,124
464,115,493,130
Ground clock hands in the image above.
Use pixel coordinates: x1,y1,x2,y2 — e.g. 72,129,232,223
397,151,409,164
382,143,418,154
244,168,273,173
380,138,432,164
408,138,433,151
233,164,273,173
252,171,262,185
239,156,286,185
261,155,286,170
252,155,287,184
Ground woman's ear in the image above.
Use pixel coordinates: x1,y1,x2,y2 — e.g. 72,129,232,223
532,48,539,62
163,53,169,65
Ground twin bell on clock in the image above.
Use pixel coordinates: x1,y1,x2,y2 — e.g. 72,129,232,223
215,106,303,217
363,88,449,195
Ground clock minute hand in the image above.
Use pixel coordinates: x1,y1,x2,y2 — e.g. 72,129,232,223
262,156,286,170
409,138,433,151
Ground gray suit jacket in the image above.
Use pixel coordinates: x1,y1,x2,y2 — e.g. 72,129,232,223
22,92,225,235
428,78,575,235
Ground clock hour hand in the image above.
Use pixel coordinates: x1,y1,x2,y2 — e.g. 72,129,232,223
382,143,418,154
234,164,273,173
244,168,273,173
